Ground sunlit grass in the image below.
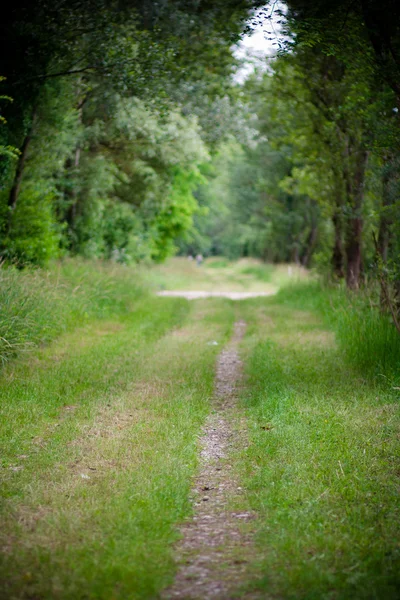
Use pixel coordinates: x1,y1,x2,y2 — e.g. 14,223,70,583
143,256,309,294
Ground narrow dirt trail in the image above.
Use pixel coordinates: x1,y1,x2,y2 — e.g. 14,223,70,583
157,291,275,300
163,320,259,600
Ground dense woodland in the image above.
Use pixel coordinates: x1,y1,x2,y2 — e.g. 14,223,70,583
1,0,400,293
2,4,400,597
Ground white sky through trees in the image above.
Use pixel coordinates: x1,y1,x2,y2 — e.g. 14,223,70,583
234,2,287,83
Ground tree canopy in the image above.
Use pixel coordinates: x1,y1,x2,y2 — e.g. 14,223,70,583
1,0,400,305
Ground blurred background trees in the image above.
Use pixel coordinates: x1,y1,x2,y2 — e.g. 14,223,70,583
0,0,263,264
179,0,400,298
1,0,399,299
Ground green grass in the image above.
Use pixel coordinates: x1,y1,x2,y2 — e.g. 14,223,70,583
238,263,274,282
0,293,235,599
277,281,400,380
2,259,400,599
237,296,400,599
143,256,308,294
0,259,146,365
206,257,231,268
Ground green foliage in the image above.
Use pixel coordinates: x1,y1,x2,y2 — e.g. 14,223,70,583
0,78,19,184
0,0,264,267
65,154,120,258
180,135,322,264
1,0,399,297
4,184,59,266
0,78,82,265
149,168,206,262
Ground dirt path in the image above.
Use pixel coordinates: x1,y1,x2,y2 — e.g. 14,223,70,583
157,291,275,300
163,321,259,600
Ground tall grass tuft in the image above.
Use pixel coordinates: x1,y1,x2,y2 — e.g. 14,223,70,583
277,280,400,380
0,259,146,365
335,292,400,379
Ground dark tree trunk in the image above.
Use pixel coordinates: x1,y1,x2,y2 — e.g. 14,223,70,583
301,222,318,268
345,215,363,289
332,211,345,278
8,109,37,216
344,149,368,290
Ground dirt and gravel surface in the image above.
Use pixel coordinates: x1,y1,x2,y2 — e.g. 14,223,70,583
157,291,275,300
163,321,261,600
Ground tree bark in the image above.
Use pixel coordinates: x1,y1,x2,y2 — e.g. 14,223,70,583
8,108,37,215
332,211,345,278
344,149,368,290
345,214,363,289
301,219,318,268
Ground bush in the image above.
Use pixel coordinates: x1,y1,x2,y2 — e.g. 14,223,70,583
3,183,60,266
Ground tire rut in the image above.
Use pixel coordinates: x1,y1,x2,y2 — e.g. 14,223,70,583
163,320,259,600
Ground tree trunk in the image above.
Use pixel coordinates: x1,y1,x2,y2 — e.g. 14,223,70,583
332,211,345,278
345,215,363,289
8,108,37,216
301,221,318,268
344,147,368,290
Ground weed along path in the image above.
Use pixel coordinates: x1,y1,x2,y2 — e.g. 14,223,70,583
163,320,259,600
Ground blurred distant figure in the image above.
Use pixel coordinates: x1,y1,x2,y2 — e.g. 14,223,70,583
196,253,203,266
188,254,193,261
